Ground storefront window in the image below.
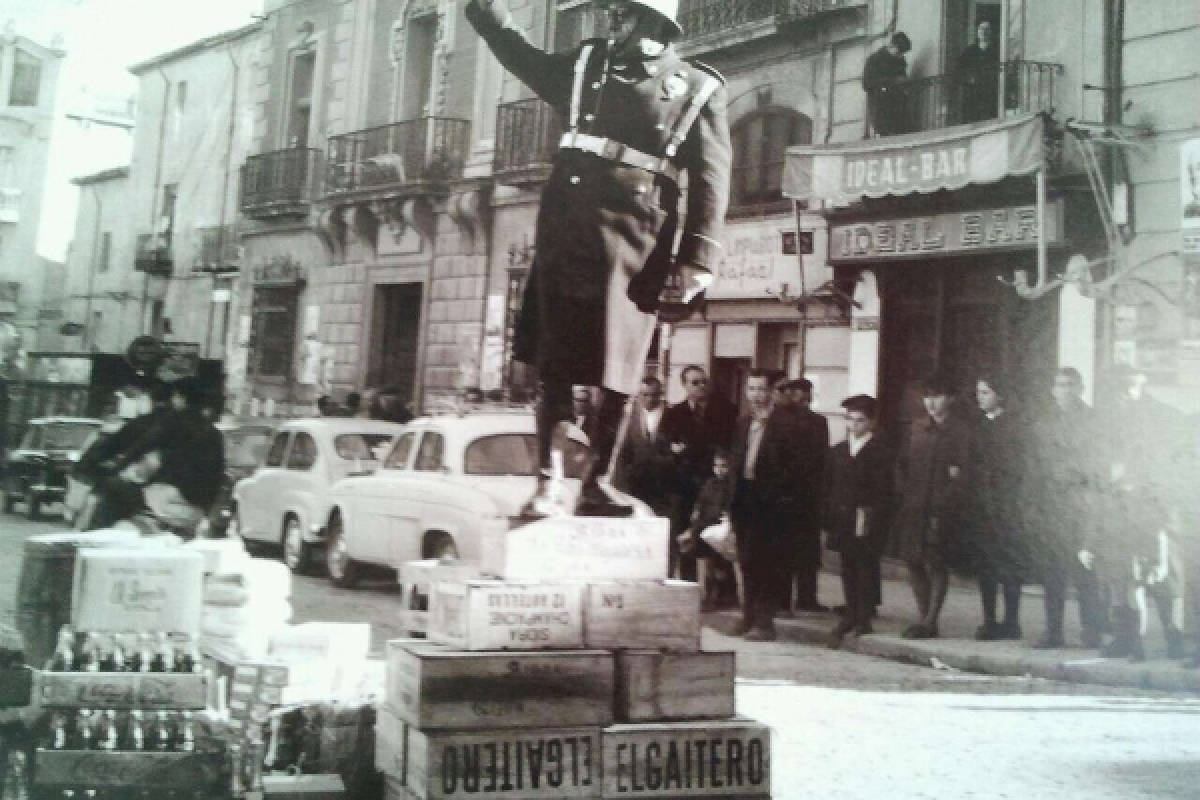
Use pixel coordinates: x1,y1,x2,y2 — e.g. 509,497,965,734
731,108,812,209
251,286,300,378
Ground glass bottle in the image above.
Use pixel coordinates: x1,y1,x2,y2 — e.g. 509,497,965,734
177,711,195,752
126,711,145,752
75,710,94,751
149,633,172,673
174,634,201,674
77,634,101,673
98,711,119,752
152,711,173,752
131,633,155,673
45,626,76,672
46,713,67,750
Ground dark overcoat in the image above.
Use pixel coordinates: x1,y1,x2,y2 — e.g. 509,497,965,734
1025,400,1102,567
891,413,971,563
964,410,1032,579
730,409,810,543
612,405,675,515
824,435,895,558
466,1,732,395
659,397,739,497
790,407,830,536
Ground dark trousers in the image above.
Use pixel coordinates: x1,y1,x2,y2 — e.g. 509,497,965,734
840,549,880,632
669,487,700,581
1042,552,1105,640
784,529,821,610
733,482,789,630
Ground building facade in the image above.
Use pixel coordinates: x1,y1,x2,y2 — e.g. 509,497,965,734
0,29,64,351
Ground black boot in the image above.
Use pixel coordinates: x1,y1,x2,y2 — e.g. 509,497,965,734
518,471,567,520
574,389,633,517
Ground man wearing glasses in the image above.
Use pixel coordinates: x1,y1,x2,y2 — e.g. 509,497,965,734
466,0,732,517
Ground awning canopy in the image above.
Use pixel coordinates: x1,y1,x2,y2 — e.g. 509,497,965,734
783,113,1046,207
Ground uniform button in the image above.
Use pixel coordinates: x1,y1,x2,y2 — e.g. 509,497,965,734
570,175,581,185
584,113,595,122
655,123,665,131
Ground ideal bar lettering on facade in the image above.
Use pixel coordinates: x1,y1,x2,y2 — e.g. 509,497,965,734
830,202,1064,263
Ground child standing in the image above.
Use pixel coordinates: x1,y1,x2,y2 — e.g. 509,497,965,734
679,449,738,611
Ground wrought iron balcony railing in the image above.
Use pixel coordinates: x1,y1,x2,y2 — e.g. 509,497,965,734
135,233,173,277
493,99,563,183
326,117,471,195
239,148,323,217
866,60,1063,137
193,225,241,272
679,0,863,42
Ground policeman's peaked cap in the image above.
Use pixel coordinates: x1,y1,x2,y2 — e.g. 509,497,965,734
600,0,684,38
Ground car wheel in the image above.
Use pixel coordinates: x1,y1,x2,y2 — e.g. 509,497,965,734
325,512,360,589
424,532,460,562
282,514,313,574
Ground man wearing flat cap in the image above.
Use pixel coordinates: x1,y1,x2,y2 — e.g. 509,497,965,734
466,0,732,517
778,378,830,612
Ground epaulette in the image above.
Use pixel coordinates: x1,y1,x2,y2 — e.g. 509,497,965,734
686,59,726,85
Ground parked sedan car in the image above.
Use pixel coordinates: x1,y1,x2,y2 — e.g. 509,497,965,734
322,412,594,588
3,417,103,520
231,417,404,572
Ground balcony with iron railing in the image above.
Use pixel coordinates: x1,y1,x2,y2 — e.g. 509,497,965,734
679,0,865,51
493,99,563,186
193,225,242,272
326,117,471,197
135,233,173,277
866,60,1063,138
239,148,324,218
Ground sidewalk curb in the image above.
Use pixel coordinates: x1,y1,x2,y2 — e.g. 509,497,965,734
718,611,1200,694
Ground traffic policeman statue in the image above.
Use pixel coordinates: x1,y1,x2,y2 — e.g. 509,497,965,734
467,0,732,518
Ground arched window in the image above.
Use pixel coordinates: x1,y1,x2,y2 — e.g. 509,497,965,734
730,108,812,209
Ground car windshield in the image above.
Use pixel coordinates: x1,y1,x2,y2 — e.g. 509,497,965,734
38,423,99,451
464,434,590,478
334,433,395,461
224,429,275,468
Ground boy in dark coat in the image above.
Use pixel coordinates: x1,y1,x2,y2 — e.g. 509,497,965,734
893,375,971,639
680,448,737,610
826,395,894,646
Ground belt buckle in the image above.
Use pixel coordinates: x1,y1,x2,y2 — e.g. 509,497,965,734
563,131,580,149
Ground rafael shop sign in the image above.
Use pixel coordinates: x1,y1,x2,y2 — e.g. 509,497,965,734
829,202,1063,264
709,221,805,300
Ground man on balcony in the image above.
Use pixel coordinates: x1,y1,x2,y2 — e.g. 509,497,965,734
958,20,999,124
863,32,911,137
467,0,732,518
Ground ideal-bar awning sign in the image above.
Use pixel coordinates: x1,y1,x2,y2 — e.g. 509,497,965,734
783,114,1046,206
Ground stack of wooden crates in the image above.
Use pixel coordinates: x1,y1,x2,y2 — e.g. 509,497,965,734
378,516,772,800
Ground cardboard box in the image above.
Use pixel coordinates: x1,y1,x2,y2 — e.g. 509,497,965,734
375,704,407,777
584,582,701,651
406,726,603,800
32,749,224,789
386,641,614,730
268,623,371,663
399,560,483,599
601,719,770,798
428,581,585,651
481,517,669,582
614,651,736,722
37,671,208,710
71,549,205,635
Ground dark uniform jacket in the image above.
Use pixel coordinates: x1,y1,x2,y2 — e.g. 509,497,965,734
891,412,971,562
824,434,895,557
466,0,733,394
612,404,675,515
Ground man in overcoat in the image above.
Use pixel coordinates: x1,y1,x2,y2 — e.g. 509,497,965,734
825,394,894,646
778,378,830,613
892,375,971,639
612,376,674,517
660,365,738,578
467,0,732,517
730,370,809,641
862,32,912,136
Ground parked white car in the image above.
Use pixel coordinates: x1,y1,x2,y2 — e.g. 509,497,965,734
323,411,592,588
232,417,404,572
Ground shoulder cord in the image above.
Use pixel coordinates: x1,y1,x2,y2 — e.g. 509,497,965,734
664,74,721,158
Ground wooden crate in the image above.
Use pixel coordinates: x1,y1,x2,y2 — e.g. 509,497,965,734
427,581,585,651
481,517,669,582
32,749,225,789
386,641,614,730
601,719,770,798
584,582,701,651
406,726,603,800
37,671,208,710
614,652,735,723
376,704,407,777
260,773,346,798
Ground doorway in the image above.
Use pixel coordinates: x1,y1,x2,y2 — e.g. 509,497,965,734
369,283,422,405
877,260,1058,435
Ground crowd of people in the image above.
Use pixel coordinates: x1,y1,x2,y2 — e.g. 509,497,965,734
604,364,1199,665
315,387,414,424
